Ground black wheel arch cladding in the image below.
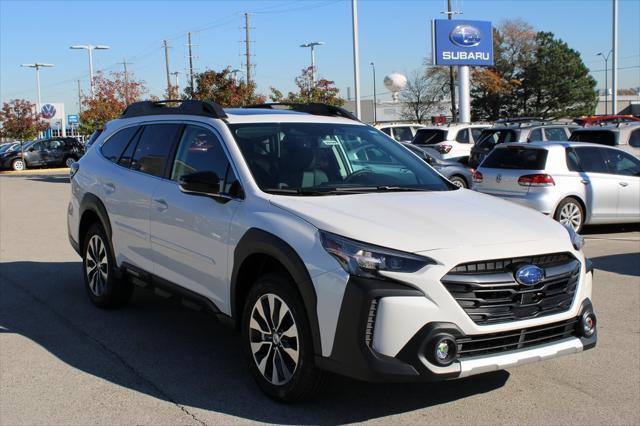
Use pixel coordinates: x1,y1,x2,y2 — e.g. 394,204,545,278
231,227,323,355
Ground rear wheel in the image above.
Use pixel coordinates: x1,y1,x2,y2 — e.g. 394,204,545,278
64,156,77,168
82,222,133,308
242,273,323,402
11,158,25,171
554,198,584,233
449,175,467,188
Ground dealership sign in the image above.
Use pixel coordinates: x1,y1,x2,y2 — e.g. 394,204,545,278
432,19,493,66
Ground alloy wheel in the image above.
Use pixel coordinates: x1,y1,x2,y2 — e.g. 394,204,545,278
249,293,300,385
85,235,108,297
559,202,582,231
12,159,24,171
65,157,76,168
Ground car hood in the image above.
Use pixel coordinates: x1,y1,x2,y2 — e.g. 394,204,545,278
269,189,568,253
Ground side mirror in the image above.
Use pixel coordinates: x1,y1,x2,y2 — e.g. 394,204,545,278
178,171,220,196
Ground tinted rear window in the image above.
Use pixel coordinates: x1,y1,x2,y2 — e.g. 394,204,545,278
100,127,138,163
476,129,518,148
569,130,616,146
482,147,548,170
130,124,182,177
413,129,447,145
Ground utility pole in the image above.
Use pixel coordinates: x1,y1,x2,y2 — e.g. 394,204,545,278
351,0,361,119
163,40,172,95
370,62,377,124
300,42,324,85
70,44,110,96
243,13,253,84
612,0,618,114
20,63,54,107
171,71,181,95
77,80,83,113
445,0,457,121
118,59,132,105
187,32,195,98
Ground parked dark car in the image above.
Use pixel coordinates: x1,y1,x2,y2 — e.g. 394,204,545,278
0,137,85,171
402,142,473,188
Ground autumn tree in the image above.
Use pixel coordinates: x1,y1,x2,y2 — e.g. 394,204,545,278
0,99,49,141
400,68,449,123
275,67,345,106
184,68,265,106
79,71,146,134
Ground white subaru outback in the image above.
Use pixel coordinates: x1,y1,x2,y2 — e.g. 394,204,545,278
67,101,597,402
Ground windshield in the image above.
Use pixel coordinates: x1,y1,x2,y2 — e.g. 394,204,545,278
569,130,616,146
228,122,452,195
413,129,448,145
0,143,17,153
476,129,518,149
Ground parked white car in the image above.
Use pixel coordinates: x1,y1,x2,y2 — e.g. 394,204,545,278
68,101,597,402
413,123,490,161
570,122,640,158
376,123,424,142
473,141,640,232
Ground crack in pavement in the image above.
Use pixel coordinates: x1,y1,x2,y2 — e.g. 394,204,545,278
0,271,208,426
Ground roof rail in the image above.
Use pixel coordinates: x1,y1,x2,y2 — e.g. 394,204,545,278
243,102,359,121
121,100,227,119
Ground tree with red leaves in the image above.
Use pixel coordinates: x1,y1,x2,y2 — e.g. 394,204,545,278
270,67,345,106
185,67,265,106
0,99,49,141
79,71,146,134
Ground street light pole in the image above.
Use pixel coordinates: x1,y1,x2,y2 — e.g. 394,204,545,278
300,42,324,85
370,62,377,124
20,63,54,108
597,51,611,114
70,44,110,96
351,0,361,120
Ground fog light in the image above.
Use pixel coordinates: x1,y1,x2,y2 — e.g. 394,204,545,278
579,312,597,337
430,336,457,366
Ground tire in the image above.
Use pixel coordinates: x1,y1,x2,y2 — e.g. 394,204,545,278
64,156,77,168
82,222,133,308
449,175,467,188
554,197,585,233
11,158,25,171
241,273,324,402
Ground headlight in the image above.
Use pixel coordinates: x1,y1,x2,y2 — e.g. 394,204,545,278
319,230,435,279
563,224,584,251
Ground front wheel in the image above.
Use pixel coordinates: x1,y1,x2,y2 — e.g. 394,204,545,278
449,175,467,188
64,156,77,168
554,198,584,233
11,158,25,171
242,273,324,402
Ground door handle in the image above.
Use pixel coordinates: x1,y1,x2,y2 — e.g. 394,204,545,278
103,182,115,194
619,182,628,187
153,198,168,212
580,179,590,185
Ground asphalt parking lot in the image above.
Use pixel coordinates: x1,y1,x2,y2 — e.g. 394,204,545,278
1,172,639,425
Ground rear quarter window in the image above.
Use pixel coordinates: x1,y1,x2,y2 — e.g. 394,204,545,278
569,130,616,146
100,127,139,163
481,147,548,170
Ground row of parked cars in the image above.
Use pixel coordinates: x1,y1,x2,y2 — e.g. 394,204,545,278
379,117,640,232
0,137,86,171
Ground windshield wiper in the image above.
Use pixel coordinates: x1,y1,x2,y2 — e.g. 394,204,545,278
264,186,432,196
263,188,345,196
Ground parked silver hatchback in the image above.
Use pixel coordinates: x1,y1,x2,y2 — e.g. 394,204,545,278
472,141,640,232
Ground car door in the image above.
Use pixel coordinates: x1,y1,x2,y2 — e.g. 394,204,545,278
572,147,620,222
601,149,640,221
99,123,182,273
46,139,65,166
149,124,242,308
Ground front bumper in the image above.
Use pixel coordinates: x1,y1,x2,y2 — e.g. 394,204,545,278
317,275,596,382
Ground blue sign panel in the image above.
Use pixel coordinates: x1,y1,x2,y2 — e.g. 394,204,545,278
67,114,79,124
433,19,493,66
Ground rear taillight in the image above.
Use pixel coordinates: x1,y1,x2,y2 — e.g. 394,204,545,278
518,174,555,187
472,170,483,183
436,144,452,154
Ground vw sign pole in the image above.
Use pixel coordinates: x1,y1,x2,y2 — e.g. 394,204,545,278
432,20,493,123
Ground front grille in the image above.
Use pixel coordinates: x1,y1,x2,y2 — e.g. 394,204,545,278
456,318,579,359
442,253,580,325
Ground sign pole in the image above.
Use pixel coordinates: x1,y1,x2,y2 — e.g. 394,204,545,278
458,65,470,122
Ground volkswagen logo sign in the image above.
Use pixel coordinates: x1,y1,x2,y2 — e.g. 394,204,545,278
496,174,502,183
515,265,545,286
449,25,482,47
41,104,56,119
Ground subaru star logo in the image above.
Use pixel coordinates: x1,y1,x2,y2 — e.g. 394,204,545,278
449,24,482,47
515,265,545,286
41,104,56,119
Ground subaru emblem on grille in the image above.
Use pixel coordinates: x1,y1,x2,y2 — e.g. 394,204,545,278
515,265,544,286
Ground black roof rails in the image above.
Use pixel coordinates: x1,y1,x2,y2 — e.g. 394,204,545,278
495,117,543,124
121,100,227,119
243,102,359,121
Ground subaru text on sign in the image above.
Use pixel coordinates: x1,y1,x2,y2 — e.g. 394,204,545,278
432,19,494,66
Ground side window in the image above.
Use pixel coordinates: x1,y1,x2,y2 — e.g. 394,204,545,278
456,128,470,143
574,147,608,174
46,140,63,150
100,127,138,163
629,129,640,148
171,125,238,194
528,128,543,142
393,127,413,142
379,127,391,136
602,149,640,176
31,142,45,151
470,128,483,143
545,127,569,141
566,149,581,172
131,124,182,178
